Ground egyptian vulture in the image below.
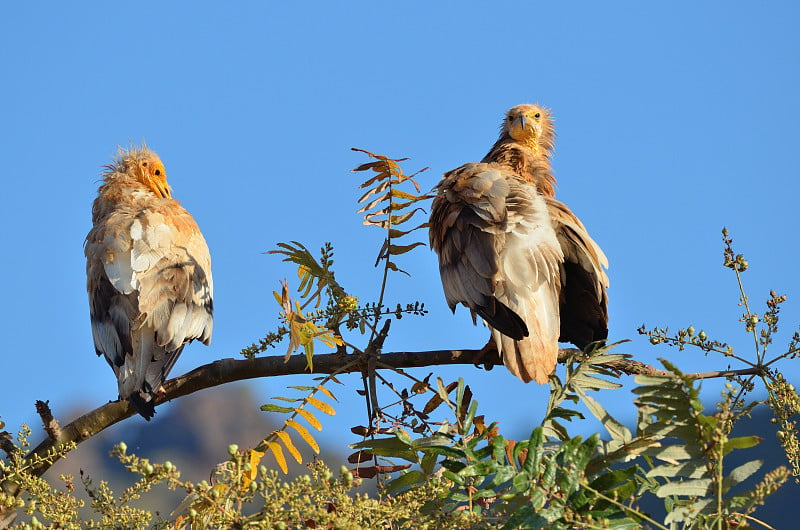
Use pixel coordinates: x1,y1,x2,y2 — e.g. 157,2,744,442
85,145,213,419
430,104,608,383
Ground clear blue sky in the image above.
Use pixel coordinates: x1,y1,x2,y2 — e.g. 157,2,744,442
2,2,798,455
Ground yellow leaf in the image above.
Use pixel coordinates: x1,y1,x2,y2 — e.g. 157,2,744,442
390,189,421,200
275,431,303,464
296,407,322,430
213,483,229,497
352,160,384,172
278,280,291,312
316,385,337,401
266,441,288,474
304,341,315,371
307,396,336,416
242,449,264,489
318,332,343,348
286,419,320,453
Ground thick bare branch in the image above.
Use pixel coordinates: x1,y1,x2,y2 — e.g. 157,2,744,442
2,346,761,501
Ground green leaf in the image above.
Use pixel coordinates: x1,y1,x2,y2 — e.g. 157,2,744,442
350,437,418,463
411,434,453,449
384,470,426,495
642,443,697,461
463,400,479,435
570,372,622,391
722,459,762,492
350,437,411,450
260,404,295,413
395,428,413,447
455,377,466,410
418,446,465,459
488,465,518,488
656,478,712,497
546,406,585,421
722,435,762,455
642,424,698,441
442,470,464,486
273,396,302,403
511,470,532,493
435,377,451,404
501,504,540,529
522,428,544,476
575,388,631,443
542,419,570,441
458,461,496,477
588,437,660,475
646,460,707,479
420,451,438,475
589,466,638,493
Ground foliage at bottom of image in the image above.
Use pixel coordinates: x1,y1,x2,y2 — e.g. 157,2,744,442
1,346,795,529
1,442,486,530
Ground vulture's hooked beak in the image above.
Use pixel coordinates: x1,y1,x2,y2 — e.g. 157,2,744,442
149,177,172,199
510,114,539,142
158,182,172,199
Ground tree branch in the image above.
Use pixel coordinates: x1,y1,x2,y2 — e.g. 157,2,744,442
1,346,762,501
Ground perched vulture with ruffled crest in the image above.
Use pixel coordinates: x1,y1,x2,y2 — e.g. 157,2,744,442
430,104,608,383
85,145,213,419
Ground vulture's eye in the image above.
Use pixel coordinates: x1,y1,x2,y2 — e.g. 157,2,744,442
154,169,162,176
534,112,541,118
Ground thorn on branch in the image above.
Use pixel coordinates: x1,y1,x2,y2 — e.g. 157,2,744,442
35,400,61,441
369,319,392,356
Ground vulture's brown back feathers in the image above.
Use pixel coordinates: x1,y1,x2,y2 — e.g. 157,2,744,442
85,145,213,419
430,104,609,384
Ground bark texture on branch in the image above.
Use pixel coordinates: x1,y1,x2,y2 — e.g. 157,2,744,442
1,346,761,503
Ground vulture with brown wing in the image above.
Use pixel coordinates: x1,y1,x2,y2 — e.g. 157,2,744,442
85,145,213,419
430,104,608,383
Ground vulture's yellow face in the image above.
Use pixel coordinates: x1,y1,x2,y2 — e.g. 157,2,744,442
504,105,551,152
136,155,172,199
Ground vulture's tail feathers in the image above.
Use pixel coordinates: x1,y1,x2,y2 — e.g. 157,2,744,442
119,327,185,421
129,392,156,420
493,282,560,384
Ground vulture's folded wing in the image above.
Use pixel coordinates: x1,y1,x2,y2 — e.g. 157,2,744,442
430,162,563,382
545,197,609,346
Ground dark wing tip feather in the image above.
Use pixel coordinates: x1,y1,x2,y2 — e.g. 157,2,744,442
476,298,529,340
129,393,156,421
558,261,609,348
